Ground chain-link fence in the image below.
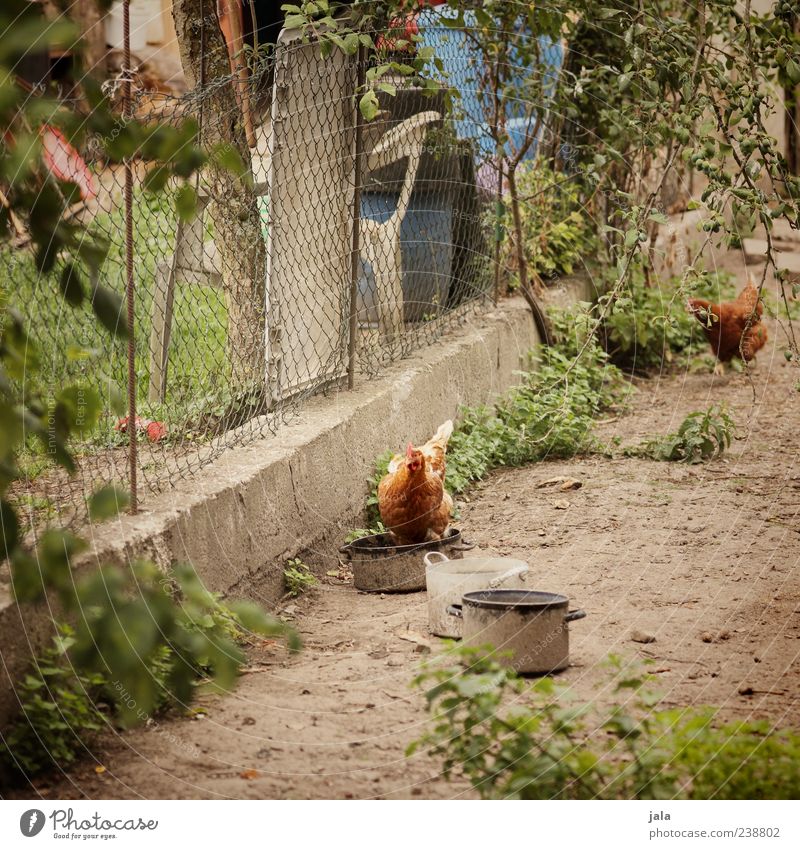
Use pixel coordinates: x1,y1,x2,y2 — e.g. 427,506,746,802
3,20,563,531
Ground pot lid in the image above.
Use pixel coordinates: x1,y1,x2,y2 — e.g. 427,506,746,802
462,589,568,610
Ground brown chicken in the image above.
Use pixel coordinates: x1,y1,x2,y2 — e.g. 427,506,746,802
687,276,767,373
377,420,454,545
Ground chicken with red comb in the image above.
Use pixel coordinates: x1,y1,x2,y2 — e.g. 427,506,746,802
378,420,454,544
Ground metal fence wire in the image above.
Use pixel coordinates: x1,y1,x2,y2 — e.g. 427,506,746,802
4,24,563,531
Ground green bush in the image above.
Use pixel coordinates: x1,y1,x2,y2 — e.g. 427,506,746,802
448,324,626,488
0,577,297,782
511,161,597,282
409,648,800,800
0,627,105,777
599,269,735,370
626,404,736,463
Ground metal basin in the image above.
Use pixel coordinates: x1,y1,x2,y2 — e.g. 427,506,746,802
340,528,469,593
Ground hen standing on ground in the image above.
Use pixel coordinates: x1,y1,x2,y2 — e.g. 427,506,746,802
687,275,768,373
378,420,454,545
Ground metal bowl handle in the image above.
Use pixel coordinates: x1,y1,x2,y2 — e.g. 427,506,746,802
489,565,529,588
424,551,450,569
565,609,587,623
446,604,463,619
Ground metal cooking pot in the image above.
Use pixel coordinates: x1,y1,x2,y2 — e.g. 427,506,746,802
447,589,586,674
424,551,529,638
339,528,472,593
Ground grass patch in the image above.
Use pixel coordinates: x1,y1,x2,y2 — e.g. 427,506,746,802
1,191,230,448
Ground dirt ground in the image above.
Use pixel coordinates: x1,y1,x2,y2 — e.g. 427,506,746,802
10,253,800,801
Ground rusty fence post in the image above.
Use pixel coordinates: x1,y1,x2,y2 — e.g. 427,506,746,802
123,0,137,513
347,46,365,390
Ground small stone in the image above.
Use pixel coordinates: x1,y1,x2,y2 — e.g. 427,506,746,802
537,529,546,537
553,499,570,510
386,656,404,667
630,630,656,644
241,716,256,726
738,684,754,696
700,631,714,643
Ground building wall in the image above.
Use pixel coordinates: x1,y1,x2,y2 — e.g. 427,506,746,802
105,0,185,90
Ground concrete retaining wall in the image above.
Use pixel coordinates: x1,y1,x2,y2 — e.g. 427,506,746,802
0,296,552,727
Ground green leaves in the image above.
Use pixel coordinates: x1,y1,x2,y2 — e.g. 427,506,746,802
90,282,129,339
58,263,85,307
1,311,40,381
410,648,800,799
55,385,102,435
0,498,19,560
359,90,380,122
0,1,304,779
88,485,130,522
0,625,105,777
175,184,198,222
283,558,318,600
628,404,736,463
210,144,250,182
11,529,88,603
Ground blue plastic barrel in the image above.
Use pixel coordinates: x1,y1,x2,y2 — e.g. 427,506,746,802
358,191,454,325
